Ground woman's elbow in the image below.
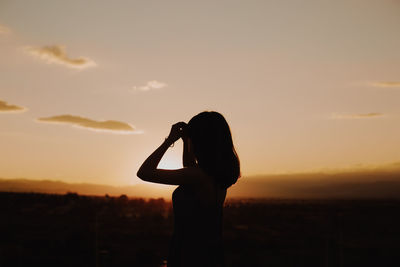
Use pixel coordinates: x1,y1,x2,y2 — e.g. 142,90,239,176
136,169,150,181
136,169,146,180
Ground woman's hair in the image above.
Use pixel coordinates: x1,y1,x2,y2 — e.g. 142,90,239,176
187,111,241,189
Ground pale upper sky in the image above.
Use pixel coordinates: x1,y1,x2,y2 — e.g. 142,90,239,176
1,0,400,186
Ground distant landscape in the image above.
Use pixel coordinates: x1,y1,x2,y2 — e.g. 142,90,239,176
1,192,399,267
1,165,399,266
1,166,400,199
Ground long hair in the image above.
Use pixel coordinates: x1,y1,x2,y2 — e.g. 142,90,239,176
187,111,240,189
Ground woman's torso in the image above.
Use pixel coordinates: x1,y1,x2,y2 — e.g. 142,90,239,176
168,174,226,267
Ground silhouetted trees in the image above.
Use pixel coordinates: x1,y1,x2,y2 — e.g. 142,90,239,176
0,192,399,267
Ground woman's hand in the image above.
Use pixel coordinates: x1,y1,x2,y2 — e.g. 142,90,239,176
166,122,187,143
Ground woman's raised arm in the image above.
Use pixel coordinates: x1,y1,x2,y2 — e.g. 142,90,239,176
136,122,202,186
182,124,196,167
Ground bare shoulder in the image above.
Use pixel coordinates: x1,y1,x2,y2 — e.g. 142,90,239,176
189,168,226,199
183,166,210,185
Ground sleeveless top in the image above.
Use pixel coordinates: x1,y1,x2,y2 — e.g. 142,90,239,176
167,179,226,267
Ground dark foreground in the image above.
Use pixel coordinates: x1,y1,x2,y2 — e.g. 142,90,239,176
0,192,399,267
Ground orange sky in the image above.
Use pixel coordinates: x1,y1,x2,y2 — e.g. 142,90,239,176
1,0,400,187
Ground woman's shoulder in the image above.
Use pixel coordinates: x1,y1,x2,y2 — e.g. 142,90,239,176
182,166,211,184
188,169,226,202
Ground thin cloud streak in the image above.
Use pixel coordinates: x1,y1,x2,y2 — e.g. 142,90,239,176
331,112,385,120
370,81,400,88
132,80,167,91
24,45,96,69
36,114,138,134
0,24,10,34
0,99,27,113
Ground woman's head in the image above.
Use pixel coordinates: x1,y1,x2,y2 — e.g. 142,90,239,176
187,111,240,189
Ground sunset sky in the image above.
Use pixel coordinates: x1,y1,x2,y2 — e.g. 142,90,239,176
1,0,400,188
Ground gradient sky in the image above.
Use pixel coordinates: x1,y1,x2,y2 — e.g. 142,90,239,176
1,0,400,187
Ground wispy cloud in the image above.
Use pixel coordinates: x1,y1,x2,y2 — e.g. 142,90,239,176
132,80,167,91
24,45,96,69
0,24,10,34
369,81,400,88
0,99,27,113
36,114,139,134
331,112,385,120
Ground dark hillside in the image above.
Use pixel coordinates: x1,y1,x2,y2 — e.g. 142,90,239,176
0,192,399,267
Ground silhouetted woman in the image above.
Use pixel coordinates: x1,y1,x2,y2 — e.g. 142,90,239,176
137,111,240,267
